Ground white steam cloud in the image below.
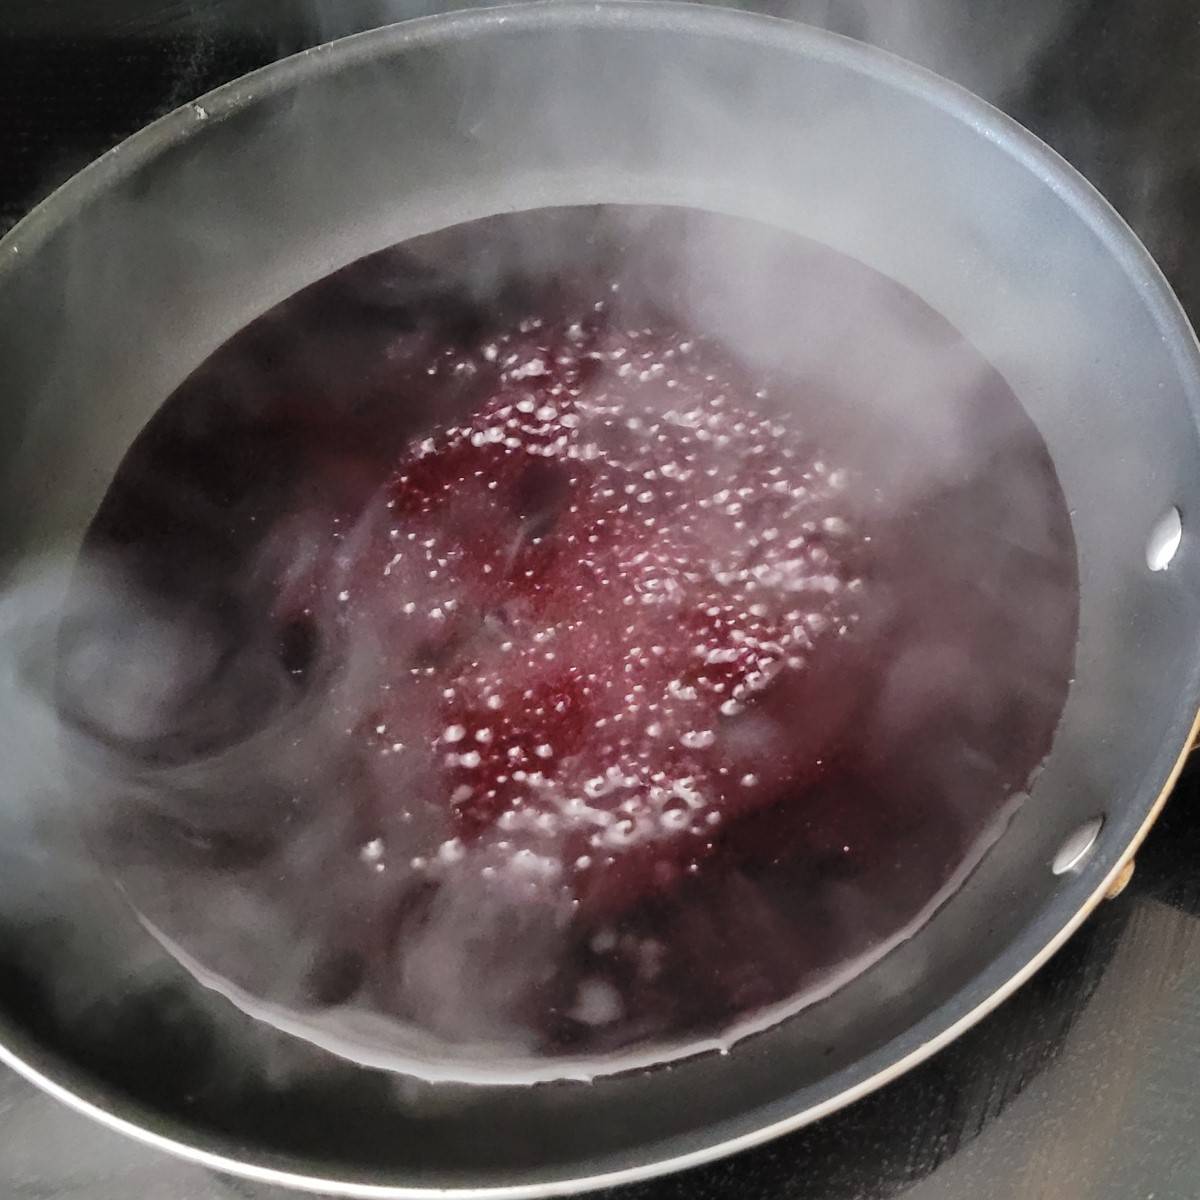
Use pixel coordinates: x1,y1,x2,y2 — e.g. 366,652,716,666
0,0,1132,1108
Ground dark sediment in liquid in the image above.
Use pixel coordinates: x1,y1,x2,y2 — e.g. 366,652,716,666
67,207,1079,1080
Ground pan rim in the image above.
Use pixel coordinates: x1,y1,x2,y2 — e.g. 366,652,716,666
2,2,1199,1195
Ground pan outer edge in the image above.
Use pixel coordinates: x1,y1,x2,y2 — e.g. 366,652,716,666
1,1,1199,1195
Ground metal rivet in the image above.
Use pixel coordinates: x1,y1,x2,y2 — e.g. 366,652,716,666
1052,816,1104,875
1104,858,1135,900
1147,506,1182,571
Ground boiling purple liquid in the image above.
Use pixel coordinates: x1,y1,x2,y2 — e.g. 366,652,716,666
73,207,1079,1078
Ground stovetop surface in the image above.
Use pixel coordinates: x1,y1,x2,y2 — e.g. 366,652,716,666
3,2,1200,1197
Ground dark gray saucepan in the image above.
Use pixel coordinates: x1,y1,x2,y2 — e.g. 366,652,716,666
1,2,1199,1195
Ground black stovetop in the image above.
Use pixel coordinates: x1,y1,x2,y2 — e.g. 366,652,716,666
4,3,1200,1198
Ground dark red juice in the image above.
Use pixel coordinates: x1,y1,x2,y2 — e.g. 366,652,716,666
74,207,1079,1080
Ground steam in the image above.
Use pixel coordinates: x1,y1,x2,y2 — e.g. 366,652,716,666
297,0,1076,104
0,0,1123,1115
0,208,1079,1095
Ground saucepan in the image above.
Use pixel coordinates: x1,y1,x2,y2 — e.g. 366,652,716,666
0,2,1198,1195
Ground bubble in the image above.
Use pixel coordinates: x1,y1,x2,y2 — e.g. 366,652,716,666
436,838,465,865
571,980,624,1026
